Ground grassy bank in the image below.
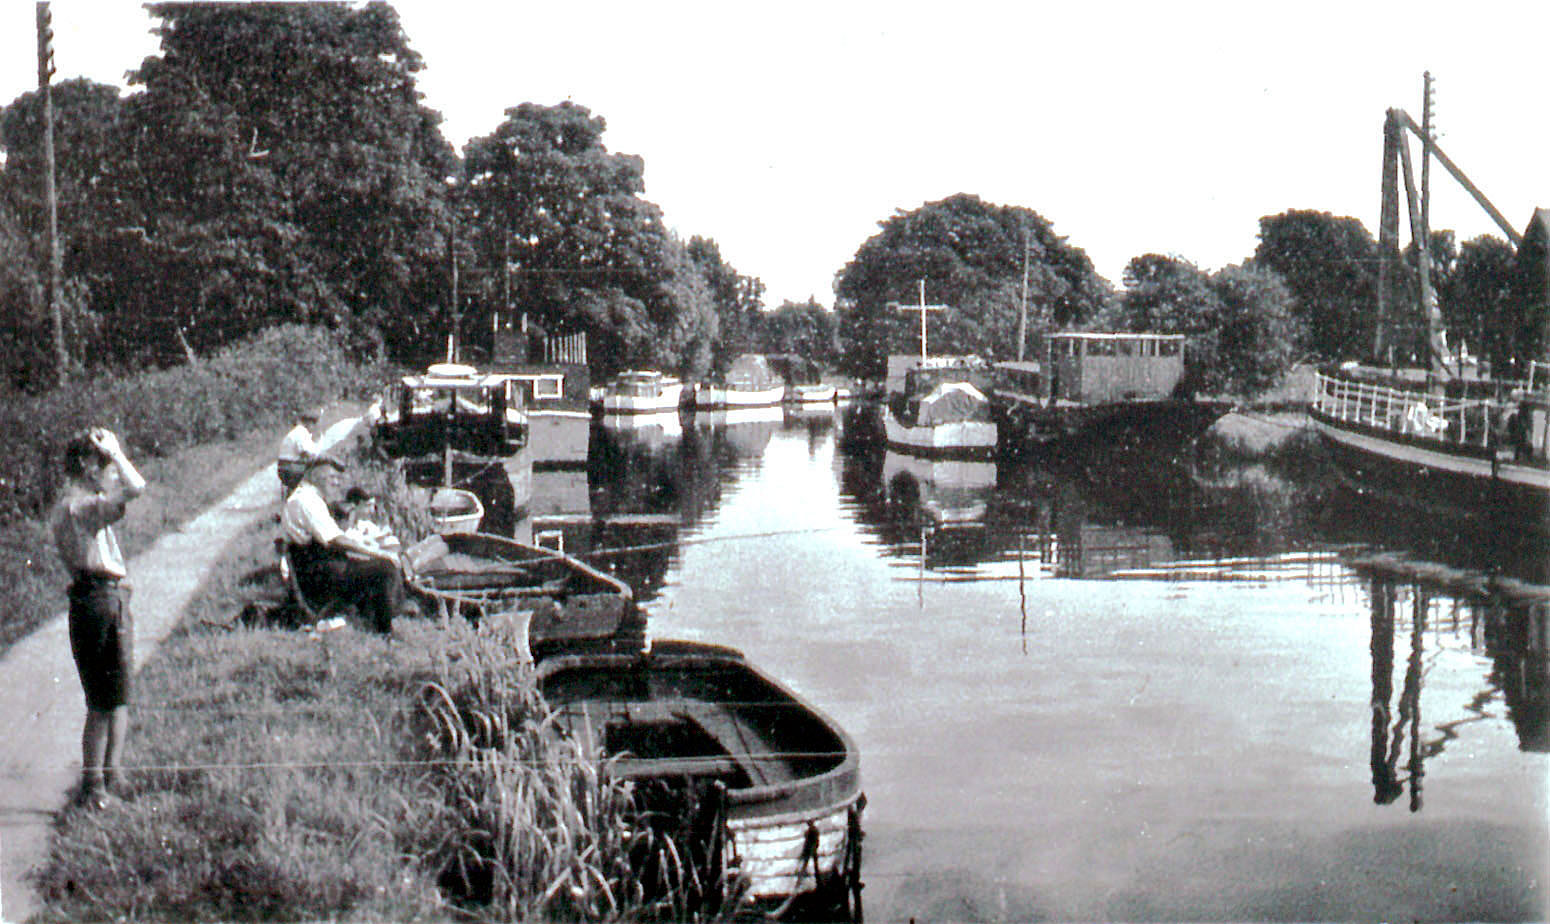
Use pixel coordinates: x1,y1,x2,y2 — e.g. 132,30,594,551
0,325,381,654
32,464,717,923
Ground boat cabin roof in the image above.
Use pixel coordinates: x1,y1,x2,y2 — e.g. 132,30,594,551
400,363,512,391
1049,332,1185,343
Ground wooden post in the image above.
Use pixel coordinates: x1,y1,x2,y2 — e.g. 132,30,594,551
894,280,947,362
37,3,66,384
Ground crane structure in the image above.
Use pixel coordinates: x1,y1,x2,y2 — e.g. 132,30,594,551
1375,73,1522,375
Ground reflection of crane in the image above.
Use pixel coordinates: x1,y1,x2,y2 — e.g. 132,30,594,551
1376,73,1524,372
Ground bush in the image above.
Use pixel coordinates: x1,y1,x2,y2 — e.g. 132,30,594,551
0,324,383,652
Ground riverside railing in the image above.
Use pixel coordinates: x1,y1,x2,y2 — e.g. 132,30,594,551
1312,370,1498,450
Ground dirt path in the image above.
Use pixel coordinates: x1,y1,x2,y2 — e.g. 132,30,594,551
0,417,360,923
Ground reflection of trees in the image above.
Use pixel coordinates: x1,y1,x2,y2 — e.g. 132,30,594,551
1366,568,1550,811
579,417,781,604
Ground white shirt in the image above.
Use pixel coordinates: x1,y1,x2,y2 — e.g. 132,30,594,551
278,424,321,464
51,487,129,578
281,482,342,547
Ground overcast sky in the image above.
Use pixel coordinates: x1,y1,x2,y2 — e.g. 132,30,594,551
4,2,1548,309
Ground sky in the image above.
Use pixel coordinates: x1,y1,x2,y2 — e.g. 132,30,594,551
4,1,1549,309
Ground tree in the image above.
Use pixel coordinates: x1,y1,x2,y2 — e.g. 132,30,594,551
106,2,453,363
834,193,1109,381
686,235,764,374
1102,254,1301,396
1252,210,1378,361
1207,263,1302,395
1441,234,1516,372
759,299,838,365
1,79,126,380
463,101,711,377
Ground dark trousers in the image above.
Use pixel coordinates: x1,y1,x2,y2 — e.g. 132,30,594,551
289,543,402,634
68,575,133,711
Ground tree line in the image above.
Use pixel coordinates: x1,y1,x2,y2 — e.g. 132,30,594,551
3,4,1543,399
832,196,1548,396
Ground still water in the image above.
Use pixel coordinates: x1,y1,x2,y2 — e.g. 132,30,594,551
520,405,1548,921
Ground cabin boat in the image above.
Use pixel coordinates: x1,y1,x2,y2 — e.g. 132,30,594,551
372,362,532,507
694,354,786,409
501,367,592,468
596,370,686,415
882,355,998,458
1309,362,1550,531
404,531,646,659
537,639,864,917
992,333,1231,449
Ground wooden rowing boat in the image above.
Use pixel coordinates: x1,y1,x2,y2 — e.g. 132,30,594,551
537,639,865,918
404,531,646,659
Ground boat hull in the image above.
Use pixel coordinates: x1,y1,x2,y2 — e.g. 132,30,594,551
1311,413,1550,531
882,407,997,458
694,383,786,409
599,379,685,414
786,384,838,405
537,640,864,911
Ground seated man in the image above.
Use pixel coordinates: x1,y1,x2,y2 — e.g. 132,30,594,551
281,458,404,635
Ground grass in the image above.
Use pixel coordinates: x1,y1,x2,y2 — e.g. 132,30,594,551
32,459,734,923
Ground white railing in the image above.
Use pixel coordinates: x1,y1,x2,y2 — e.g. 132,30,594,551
1312,371,1498,450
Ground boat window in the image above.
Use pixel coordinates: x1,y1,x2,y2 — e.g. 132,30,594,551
1159,340,1181,356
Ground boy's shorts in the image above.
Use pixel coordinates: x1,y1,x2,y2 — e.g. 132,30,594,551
68,575,133,712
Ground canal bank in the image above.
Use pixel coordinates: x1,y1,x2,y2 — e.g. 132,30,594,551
0,416,360,923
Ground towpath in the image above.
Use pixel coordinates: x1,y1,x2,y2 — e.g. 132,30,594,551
0,417,360,923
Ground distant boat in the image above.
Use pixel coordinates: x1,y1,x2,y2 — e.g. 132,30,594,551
372,362,532,507
595,369,686,415
992,333,1231,451
694,354,786,409
538,639,865,916
882,355,998,458
787,382,838,405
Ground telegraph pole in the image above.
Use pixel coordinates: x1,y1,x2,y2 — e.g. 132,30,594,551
1018,227,1031,362
37,2,66,384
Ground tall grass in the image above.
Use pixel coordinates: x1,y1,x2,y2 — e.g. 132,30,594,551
33,515,732,922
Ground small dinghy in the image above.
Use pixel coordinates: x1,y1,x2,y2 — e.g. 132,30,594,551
537,639,865,918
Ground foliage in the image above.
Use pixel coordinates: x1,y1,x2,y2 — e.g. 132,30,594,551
0,324,371,523
1252,210,1378,361
1443,234,1521,373
1100,254,1302,396
688,235,764,374
834,193,1110,380
462,101,721,378
758,298,839,366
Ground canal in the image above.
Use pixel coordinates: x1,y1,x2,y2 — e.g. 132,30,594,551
522,405,1548,921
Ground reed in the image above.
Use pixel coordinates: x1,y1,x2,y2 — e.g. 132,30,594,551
415,620,737,922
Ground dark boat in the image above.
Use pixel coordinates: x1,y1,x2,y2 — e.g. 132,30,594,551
1310,363,1550,531
993,332,1232,453
372,363,533,510
537,638,865,918
404,531,646,658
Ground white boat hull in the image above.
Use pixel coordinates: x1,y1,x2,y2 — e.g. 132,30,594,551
883,407,997,457
727,802,856,901
694,383,786,409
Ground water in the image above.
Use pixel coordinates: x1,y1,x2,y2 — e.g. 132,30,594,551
518,406,1549,921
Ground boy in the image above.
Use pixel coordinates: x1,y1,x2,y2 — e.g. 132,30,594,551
50,427,146,809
